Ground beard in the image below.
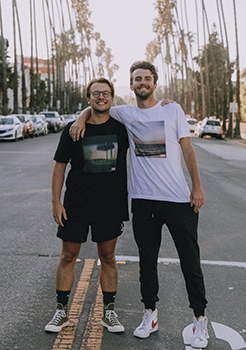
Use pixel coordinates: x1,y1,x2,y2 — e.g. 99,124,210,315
133,86,155,100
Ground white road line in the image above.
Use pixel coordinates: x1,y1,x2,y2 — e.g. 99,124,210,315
115,255,246,269
211,322,246,350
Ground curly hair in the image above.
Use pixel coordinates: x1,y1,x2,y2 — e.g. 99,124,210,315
129,61,159,84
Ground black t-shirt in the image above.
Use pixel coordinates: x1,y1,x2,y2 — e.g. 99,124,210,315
54,117,129,222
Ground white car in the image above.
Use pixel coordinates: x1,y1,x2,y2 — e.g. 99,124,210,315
194,117,223,139
186,118,198,133
64,114,77,124
0,116,24,141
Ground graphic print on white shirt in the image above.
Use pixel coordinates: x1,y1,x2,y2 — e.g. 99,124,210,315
131,121,166,158
82,135,118,173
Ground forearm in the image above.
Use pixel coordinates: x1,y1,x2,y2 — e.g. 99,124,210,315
52,162,66,205
77,107,91,122
183,147,202,189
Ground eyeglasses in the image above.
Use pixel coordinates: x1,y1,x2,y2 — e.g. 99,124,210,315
91,90,111,98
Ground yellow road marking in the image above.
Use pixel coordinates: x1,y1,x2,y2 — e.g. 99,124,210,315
80,282,103,350
52,259,95,350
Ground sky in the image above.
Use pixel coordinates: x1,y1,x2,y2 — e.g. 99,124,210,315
1,0,246,91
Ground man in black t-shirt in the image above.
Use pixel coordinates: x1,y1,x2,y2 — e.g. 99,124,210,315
45,78,129,333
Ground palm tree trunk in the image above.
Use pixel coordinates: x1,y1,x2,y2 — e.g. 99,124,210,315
0,1,8,115
33,0,40,113
14,0,26,113
220,0,233,136
42,0,51,110
233,0,241,138
216,0,227,132
12,0,18,113
30,0,34,114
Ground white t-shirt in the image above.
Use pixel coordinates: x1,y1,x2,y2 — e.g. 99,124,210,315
111,101,191,202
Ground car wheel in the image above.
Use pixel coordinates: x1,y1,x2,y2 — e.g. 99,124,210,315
36,129,39,137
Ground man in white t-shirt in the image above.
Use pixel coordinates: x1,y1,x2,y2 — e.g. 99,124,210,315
69,61,209,349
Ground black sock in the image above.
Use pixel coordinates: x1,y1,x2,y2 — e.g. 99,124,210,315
56,290,70,306
102,291,116,306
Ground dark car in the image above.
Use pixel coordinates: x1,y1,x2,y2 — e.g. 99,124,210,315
15,114,34,138
39,111,61,133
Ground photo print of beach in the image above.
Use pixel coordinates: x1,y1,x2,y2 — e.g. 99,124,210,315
82,135,118,173
131,121,166,158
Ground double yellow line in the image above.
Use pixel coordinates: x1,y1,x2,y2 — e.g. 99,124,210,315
52,259,103,350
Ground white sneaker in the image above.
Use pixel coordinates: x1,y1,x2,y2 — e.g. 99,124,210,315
133,309,158,338
191,316,209,348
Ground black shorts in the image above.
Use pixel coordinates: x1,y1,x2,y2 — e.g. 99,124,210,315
57,220,124,243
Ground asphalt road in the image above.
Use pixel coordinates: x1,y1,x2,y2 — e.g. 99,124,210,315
0,132,246,350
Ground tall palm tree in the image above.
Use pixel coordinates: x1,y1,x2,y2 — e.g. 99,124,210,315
233,0,241,138
14,0,26,113
202,0,219,118
29,0,34,114
42,0,51,110
202,5,210,118
0,0,8,115
216,0,227,132
220,0,233,136
12,0,18,113
33,0,40,113
194,0,205,120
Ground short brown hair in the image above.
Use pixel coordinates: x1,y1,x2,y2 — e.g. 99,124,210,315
130,61,159,85
86,78,115,98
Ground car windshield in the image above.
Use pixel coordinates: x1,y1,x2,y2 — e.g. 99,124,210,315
187,120,197,125
206,120,220,126
31,117,37,123
0,118,14,125
43,113,55,118
18,116,24,122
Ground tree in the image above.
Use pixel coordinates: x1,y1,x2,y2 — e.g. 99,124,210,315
0,1,8,115
233,0,241,138
12,0,18,113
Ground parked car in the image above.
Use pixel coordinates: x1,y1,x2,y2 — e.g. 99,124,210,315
0,116,24,141
38,114,49,135
59,115,67,129
31,115,48,136
15,114,34,138
194,117,223,139
39,111,61,132
63,114,77,124
186,117,198,133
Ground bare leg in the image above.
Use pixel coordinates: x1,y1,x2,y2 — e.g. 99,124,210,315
56,241,82,291
97,238,118,292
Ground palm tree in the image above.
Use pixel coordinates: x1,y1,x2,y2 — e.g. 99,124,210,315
42,0,51,110
202,0,219,118
216,0,227,132
30,0,34,114
14,0,27,113
12,0,18,113
33,0,40,113
0,0,8,115
220,0,233,136
194,0,205,120
233,0,241,138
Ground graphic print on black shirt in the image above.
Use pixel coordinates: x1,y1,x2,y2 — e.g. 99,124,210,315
131,121,166,158
82,134,118,173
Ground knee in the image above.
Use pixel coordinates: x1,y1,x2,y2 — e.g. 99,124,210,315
60,250,78,265
100,252,116,267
